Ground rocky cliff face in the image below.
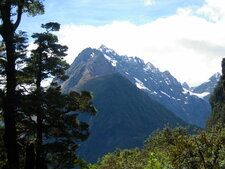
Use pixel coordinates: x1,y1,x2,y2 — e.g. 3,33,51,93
61,45,211,127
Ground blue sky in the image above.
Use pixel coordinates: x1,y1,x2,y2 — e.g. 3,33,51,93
20,0,225,86
20,0,205,33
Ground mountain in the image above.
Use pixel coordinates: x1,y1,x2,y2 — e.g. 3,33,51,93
61,45,211,127
182,82,190,90
189,73,221,101
59,45,215,162
76,73,187,162
192,73,221,94
61,48,115,92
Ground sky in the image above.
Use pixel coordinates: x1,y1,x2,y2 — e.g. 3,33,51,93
19,0,225,86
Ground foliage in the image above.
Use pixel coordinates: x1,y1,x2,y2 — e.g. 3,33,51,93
207,59,225,129
84,148,163,169
96,149,147,169
145,125,225,169
22,22,69,87
0,1,44,168
15,23,97,169
90,124,225,169
0,21,97,169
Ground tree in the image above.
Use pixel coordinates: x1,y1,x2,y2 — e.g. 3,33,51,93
96,148,150,169
0,119,7,168
0,31,28,169
19,22,97,169
0,1,44,168
206,58,225,129
85,148,164,169
144,126,225,169
22,22,70,168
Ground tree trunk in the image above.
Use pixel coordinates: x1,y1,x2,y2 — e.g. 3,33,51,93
25,143,35,169
2,31,19,169
0,2,19,168
35,59,46,169
36,110,44,169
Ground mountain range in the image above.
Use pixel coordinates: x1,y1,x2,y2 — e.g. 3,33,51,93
77,73,187,162
61,45,219,127
186,72,221,102
60,45,220,162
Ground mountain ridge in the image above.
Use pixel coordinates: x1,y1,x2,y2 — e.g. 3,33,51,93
98,45,211,127
76,73,188,162
61,45,212,127
59,45,219,162
189,72,221,101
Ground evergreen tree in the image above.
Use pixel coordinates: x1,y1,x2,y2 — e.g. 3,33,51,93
19,22,97,169
0,31,29,169
206,58,225,129
0,1,44,168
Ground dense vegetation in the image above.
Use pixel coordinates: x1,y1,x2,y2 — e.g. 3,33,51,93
0,1,96,169
85,125,225,169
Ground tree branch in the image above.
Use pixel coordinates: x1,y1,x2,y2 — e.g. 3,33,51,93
19,84,32,94
14,0,25,31
211,145,220,169
198,149,207,169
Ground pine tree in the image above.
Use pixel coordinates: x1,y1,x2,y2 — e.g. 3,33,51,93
0,1,44,168
0,31,30,169
19,23,97,169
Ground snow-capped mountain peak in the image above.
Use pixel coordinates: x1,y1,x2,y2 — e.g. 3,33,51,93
62,46,212,127
180,72,220,102
99,45,117,56
209,72,221,81
144,62,159,73
191,72,221,96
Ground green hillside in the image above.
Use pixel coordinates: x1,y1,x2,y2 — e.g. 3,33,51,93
77,73,188,162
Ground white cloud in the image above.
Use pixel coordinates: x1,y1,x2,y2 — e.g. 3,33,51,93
196,0,225,21
144,0,155,6
58,4,225,87
177,8,193,16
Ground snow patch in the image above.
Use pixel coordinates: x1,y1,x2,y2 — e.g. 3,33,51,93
182,88,190,95
134,77,150,91
160,90,171,98
165,78,171,85
151,91,158,95
191,92,210,99
90,52,95,58
104,54,117,67
111,60,117,67
144,62,158,73
104,54,111,61
99,45,116,55
183,88,210,99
